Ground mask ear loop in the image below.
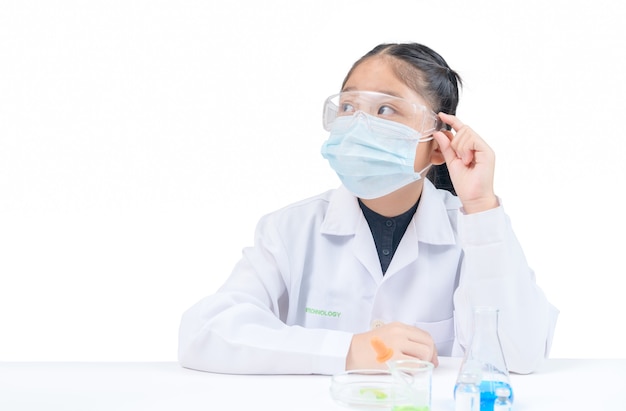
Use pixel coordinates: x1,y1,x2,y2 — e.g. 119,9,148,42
415,134,434,177
416,163,432,176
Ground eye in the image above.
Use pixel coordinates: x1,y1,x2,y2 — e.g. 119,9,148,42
377,105,396,116
340,102,356,114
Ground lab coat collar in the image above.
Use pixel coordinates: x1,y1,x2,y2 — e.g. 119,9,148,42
320,181,457,246
319,185,362,236
320,186,380,279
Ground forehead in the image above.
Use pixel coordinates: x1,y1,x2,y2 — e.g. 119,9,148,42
342,56,430,109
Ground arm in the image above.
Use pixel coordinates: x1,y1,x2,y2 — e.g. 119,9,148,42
177,213,353,375
434,113,558,373
454,204,558,374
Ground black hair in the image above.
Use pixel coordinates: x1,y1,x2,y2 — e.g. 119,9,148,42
342,43,463,195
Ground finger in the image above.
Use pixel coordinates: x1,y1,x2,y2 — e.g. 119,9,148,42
451,130,476,166
431,344,439,367
452,127,494,167
398,340,436,363
438,112,465,132
433,130,459,165
439,113,478,165
404,328,437,361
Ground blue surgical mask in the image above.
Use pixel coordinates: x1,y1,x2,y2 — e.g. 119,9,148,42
320,112,432,199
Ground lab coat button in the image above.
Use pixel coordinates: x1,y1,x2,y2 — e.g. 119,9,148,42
371,320,385,329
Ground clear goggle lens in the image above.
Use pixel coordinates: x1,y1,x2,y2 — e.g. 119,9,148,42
323,91,443,135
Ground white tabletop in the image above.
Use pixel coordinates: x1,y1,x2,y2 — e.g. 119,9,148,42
1,357,624,410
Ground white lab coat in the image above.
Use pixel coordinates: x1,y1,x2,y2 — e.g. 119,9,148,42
178,181,558,375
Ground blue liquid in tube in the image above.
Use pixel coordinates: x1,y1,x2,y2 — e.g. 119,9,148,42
454,380,513,411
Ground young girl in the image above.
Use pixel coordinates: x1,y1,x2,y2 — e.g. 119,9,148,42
178,42,558,375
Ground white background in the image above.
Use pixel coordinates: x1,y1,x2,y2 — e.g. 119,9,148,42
1,0,624,362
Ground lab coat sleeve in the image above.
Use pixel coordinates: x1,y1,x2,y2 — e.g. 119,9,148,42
452,203,559,374
178,212,354,375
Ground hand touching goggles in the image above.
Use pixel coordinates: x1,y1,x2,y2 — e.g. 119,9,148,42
323,90,444,135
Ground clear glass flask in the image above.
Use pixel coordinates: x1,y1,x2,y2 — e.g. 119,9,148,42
454,306,514,411
493,387,512,411
454,370,480,411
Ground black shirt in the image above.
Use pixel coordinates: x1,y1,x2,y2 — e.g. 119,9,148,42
358,198,419,275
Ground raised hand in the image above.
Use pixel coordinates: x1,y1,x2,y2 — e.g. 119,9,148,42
433,112,499,214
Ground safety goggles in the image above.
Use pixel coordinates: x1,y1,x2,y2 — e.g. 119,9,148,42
323,90,443,135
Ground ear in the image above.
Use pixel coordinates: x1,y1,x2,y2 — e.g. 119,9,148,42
429,138,446,166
